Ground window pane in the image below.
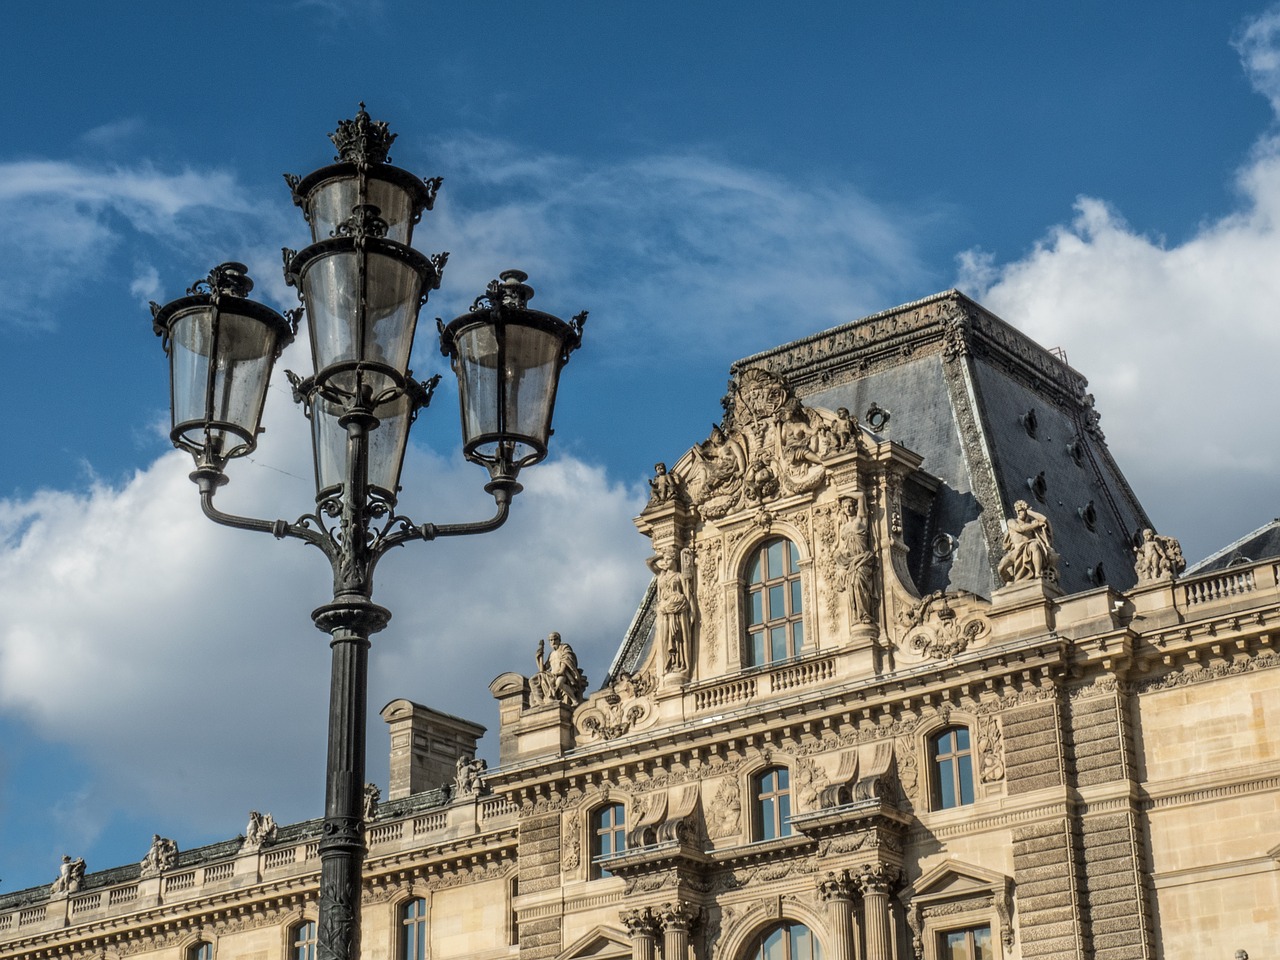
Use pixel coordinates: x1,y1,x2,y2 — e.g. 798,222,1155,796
777,791,791,835
938,757,956,809
791,923,815,960
768,584,785,619
748,553,763,584
956,727,970,751
958,751,975,805
973,927,994,960
750,590,764,624
751,630,764,665
771,626,787,661
788,540,800,571
790,579,802,615
792,620,804,654
761,927,785,960
943,930,967,960
760,796,777,840
767,540,783,577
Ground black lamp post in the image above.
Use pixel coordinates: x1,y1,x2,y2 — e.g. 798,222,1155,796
149,106,585,960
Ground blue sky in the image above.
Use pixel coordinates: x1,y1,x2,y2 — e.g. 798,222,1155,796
3,0,1280,893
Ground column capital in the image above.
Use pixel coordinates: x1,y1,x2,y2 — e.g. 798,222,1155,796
855,862,900,896
656,900,702,933
620,907,660,939
817,869,859,903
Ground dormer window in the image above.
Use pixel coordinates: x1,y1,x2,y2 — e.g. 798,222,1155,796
745,538,804,666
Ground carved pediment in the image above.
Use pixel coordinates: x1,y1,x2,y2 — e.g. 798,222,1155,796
556,927,632,960
900,859,1014,956
649,368,863,522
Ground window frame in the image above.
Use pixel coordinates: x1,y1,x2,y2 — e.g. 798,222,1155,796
589,802,626,879
930,726,975,810
935,924,994,960
399,896,429,960
187,942,214,960
743,537,805,667
290,920,317,960
752,766,793,841
742,921,823,960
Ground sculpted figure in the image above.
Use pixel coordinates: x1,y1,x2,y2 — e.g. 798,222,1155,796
648,462,677,504
998,500,1059,583
689,424,746,498
244,810,278,848
51,855,85,894
834,491,879,625
1134,528,1185,582
779,398,823,469
362,782,381,822
140,834,179,877
647,546,695,674
528,632,588,707
454,755,488,797
831,407,855,452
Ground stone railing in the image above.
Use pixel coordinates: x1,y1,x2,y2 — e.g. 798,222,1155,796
1175,559,1279,614
692,653,838,712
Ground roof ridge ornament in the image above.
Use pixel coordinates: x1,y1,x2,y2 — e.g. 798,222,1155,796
330,102,396,165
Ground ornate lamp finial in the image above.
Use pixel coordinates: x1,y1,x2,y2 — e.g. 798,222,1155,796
329,103,396,165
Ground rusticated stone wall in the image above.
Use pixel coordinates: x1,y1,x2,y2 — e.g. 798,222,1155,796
1012,817,1088,959
517,814,563,960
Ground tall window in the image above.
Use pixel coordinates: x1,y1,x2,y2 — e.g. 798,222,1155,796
744,922,822,960
932,727,975,809
590,802,626,878
745,538,804,665
188,943,213,960
291,921,317,960
400,897,428,960
753,767,792,840
939,924,993,960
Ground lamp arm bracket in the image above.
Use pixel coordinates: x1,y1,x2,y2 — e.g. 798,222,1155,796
199,491,329,551
418,496,512,541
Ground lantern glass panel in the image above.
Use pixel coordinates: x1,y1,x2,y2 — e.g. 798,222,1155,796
451,322,501,454
307,175,418,245
169,304,278,462
310,394,347,498
502,323,562,450
301,247,422,397
308,391,415,501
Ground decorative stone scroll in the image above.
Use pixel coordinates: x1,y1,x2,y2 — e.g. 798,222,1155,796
1134,528,1186,582
895,592,991,662
678,368,861,520
574,671,656,743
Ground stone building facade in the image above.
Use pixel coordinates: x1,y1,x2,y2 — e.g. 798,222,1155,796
2,291,1277,960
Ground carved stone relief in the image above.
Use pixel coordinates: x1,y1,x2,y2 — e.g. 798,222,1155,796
894,592,991,662
976,715,1005,783
698,538,724,665
707,777,743,840
574,671,656,743
793,758,831,813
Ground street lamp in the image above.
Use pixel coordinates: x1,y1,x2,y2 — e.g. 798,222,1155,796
149,105,586,960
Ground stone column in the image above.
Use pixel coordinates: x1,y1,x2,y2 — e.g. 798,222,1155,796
817,870,860,960
621,907,660,960
856,865,898,960
657,901,700,960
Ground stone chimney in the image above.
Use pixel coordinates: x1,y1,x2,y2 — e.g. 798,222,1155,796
380,699,486,800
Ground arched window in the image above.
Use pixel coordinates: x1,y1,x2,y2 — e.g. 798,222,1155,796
931,727,975,809
745,538,804,666
400,897,428,960
589,802,626,878
744,922,822,960
753,766,792,840
188,943,214,960
291,921,317,960
939,924,993,959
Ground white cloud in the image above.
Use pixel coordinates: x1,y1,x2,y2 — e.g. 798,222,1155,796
0,353,649,849
956,145,1280,562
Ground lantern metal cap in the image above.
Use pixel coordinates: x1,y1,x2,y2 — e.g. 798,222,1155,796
150,262,298,347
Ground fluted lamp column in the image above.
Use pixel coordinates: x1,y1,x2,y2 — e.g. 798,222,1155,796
150,106,586,960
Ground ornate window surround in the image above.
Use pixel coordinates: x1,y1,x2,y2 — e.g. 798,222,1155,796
588,801,627,879
899,859,1013,960
278,909,319,960
914,714,980,814
716,899,831,960
289,917,318,960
